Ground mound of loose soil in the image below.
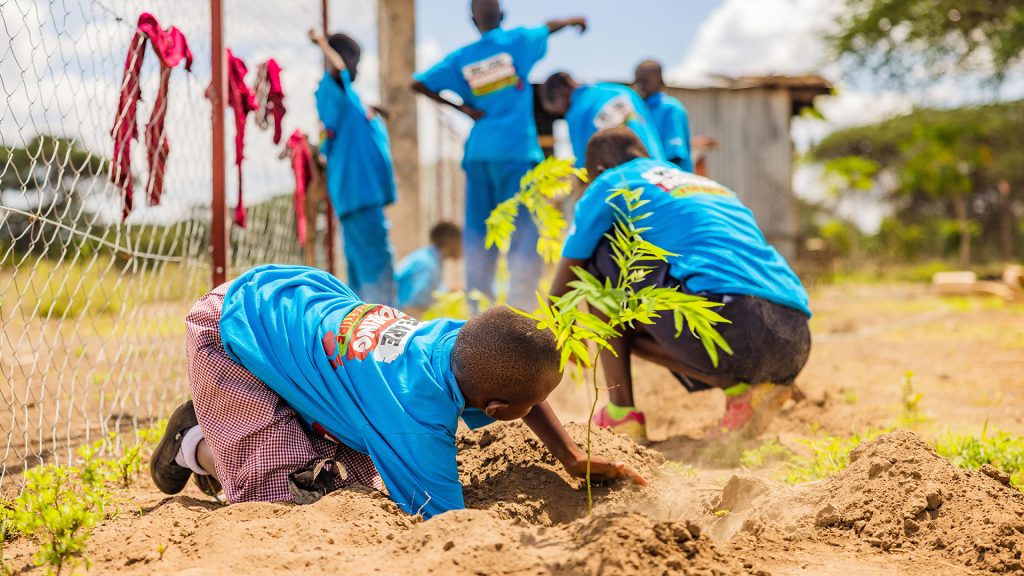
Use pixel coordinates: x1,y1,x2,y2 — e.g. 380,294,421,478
458,420,664,525
8,423,750,576
737,430,1024,574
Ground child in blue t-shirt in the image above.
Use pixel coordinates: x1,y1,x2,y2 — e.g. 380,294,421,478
540,71,665,168
310,30,396,305
411,0,587,311
395,222,462,315
548,128,811,442
150,265,645,519
634,60,693,172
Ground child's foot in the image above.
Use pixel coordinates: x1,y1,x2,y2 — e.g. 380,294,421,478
150,400,200,494
592,404,647,441
711,382,792,439
192,473,223,498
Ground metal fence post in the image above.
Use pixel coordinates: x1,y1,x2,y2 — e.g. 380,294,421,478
210,0,228,286
321,0,337,275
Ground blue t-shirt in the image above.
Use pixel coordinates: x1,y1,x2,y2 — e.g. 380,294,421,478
414,26,549,164
219,265,494,518
566,83,665,168
395,246,443,309
645,92,693,173
562,158,810,316
316,70,396,218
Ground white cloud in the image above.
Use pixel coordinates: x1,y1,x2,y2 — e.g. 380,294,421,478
668,0,842,86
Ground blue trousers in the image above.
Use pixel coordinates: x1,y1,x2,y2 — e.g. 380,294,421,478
463,160,542,311
340,205,395,305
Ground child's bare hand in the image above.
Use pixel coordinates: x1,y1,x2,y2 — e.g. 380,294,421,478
564,455,647,486
571,17,588,33
308,29,323,44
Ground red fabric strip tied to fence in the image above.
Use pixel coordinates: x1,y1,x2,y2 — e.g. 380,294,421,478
110,12,192,222
226,49,256,228
285,130,312,247
254,59,287,145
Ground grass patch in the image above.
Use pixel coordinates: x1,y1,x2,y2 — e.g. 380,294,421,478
1,258,204,320
740,440,794,469
784,429,887,484
935,424,1024,490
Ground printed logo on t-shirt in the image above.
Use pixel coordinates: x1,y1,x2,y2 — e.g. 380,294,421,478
641,166,733,198
322,304,423,368
462,52,520,97
593,95,638,130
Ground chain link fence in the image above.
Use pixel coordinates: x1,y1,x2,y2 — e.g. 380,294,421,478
0,0,379,491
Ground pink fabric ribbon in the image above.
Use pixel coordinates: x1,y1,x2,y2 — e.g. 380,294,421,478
110,12,192,221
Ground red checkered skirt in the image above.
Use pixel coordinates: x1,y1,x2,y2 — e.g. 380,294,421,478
185,283,382,502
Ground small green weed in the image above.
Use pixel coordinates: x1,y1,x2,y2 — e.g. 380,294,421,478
897,371,929,427
12,465,108,576
785,429,886,484
841,390,860,405
935,423,1024,490
660,461,698,479
1,500,15,576
740,440,794,469
4,424,162,575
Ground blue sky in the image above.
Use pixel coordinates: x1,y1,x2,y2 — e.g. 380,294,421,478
416,0,723,83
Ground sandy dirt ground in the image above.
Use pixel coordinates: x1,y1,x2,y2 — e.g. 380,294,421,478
4,283,1023,575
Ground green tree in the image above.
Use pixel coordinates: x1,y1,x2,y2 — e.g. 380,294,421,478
833,1,1024,83
821,156,879,261
812,102,1023,263
899,125,989,266
0,135,109,256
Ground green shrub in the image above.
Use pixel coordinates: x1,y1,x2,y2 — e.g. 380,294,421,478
12,465,107,576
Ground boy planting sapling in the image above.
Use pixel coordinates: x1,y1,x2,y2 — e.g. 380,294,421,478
151,265,645,518
549,128,812,441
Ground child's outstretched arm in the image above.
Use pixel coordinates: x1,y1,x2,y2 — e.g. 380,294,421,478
522,401,647,485
545,16,587,34
410,80,485,120
308,29,348,81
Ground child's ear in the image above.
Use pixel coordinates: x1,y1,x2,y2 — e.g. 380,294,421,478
483,400,509,417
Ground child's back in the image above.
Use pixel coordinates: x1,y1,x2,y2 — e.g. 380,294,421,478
564,157,809,316
220,265,490,516
566,82,665,167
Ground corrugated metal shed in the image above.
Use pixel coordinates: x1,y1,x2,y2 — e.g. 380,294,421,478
665,75,832,259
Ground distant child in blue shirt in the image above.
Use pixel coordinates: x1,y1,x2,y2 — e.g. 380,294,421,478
395,222,462,315
634,60,693,172
150,265,645,519
311,29,396,304
548,128,811,442
541,71,665,168
411,0,587,311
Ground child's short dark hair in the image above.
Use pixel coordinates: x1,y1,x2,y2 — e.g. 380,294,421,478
328,33,361,79
542,71,574,104
429,221,461,248
453,306,560,402
585,127,651,177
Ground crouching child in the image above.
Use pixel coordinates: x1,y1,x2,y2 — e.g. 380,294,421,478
549,127,812,441
151,265,645,518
